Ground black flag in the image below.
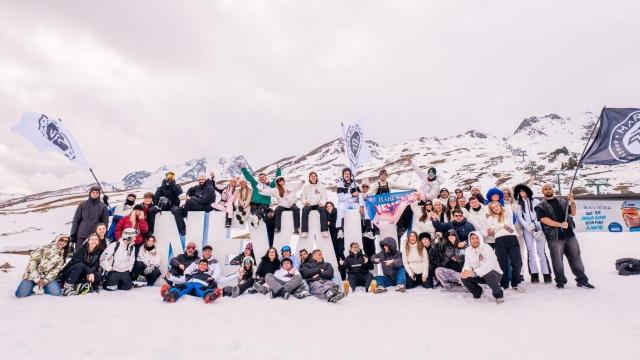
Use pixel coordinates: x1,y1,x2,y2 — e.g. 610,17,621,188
581,108,640,165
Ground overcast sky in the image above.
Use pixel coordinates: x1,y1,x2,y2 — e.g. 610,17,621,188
1,0,639,194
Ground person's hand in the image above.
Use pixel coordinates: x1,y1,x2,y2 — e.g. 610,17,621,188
37,279,45,288
487,228,495,236
411,274,416,281
179,264,185,271
451,256,457,261
561,222,569,229
384,260,394,266
422,274,428,282
87,273,95,283
313,274,320,278
139,212,145,220
458,242,466,248
339,259,344,265
364,256,369,264
567,193,575,203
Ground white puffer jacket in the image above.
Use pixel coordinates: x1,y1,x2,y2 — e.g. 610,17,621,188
99,240,135,273
137,246,161,268
411,163,441,200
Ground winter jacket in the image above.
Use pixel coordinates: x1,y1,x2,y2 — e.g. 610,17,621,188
185,269,216,288
432,219,476,241
185,256,222,281
337,179,362,205
114,216,149,246
485,188,505,206
70,192,109,242
402,242,429,277
411,163,441,200
169,251,200,276
437,237,466,272
301,183,328,206
410,201,437,238
516,197,541,232
466,204,494,244
217,184,236,205
99,240,135,273
137,245,161,268
23,235,67,283
154,179,183,210
230,252,256,266
256,257,281,278
463,232,502,277
274,267,302,282
236,186,253,209
344,250,373,275
60,242,102,279
425,245,440,273
241,167,281,206
186,179,215,209
487,210,517,239
300,259,335,283
259,181,303,208
371,237,404,279
366,181,413,195
279,255,300,269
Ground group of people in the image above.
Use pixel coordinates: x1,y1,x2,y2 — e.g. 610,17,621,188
14,160,595,304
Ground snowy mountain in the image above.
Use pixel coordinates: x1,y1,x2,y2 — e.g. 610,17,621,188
118,155,252,189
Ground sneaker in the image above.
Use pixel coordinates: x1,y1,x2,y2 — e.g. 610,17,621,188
324,284,339,299
76,282,92,295
160,284,170,298
203,292,215,304
374,287,387,294
556,283,565,289
337,229,344,239
299,232,308,238
328,292,347,303
543,274,553,283
293,229,300,235
62,283,77,296
577,282,595,289
531,273,540,283
231,285,240,298
321,231,330,237
225,218,232,228
270,289,281,299
133,275,148,287
292,289,311,299
511,286,526,293
395,285,406,293
253,282,269,295
162,290,176,303
363,231,375,239
368,279,377,293
342,280,350,294
247,288,258,294
282,291,290,300
496,297,505,304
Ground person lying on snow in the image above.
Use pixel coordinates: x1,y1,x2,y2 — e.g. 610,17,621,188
15,234,70,298
160,259,222,303
58,232,103,296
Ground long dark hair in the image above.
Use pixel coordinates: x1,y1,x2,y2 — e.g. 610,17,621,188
262,247,278,262
419,200,433,222
277,179,285,198
445,197,459,221
445,230,460,248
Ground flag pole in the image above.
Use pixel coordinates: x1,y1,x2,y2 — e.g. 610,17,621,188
563,106,606,221
89,168,106,197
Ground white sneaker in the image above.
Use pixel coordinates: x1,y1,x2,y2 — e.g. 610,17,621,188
496,298,505,304
511,286,526,293
300,232,308,238
337,230,344,239
363,231,375,239
321,231,330,237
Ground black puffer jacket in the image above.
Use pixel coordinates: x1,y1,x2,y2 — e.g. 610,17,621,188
154,179,183,210
256,257,280,278
169,251,199,276
300,259,335,283
437,233,466,272
70,188,109,242
344,250,373,275
186,179,215,209
60,243,103,277
371,237,403,279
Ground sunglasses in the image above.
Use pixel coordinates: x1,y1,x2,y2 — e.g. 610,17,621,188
454,214,463,217
58,238,70,243
455,190,463,193
187,246,196,250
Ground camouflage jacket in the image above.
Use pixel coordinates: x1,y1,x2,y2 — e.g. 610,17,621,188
23,235,67,283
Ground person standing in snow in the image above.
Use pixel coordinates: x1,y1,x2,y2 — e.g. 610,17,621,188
487,201,524,292
470,186,486,205
258,176,304,234
465,196,495,247
99,228,137,291
300,171,329,237
300,249,347,303
15,234,70,298
131,235,162,287
70,186,109,250
461,231,505,303
535,184,594,289
514,183,551,284
58,233,103,296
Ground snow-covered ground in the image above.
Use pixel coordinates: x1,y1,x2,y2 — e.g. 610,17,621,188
0,232,639,359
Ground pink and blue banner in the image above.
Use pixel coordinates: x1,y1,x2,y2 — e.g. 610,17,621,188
364,191,418,227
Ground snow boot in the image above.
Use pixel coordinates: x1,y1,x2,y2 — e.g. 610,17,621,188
231,285,240,298
162,289,176,303
328,291,347,303
253,281,269,295
531,273,540,283
324,284,339,299
395,285,406,293
133,275,148,287
62,283,77,296
369,279,377,293
293,228,300,235
77,282,92,295
300,232,308,238
342,280,351,294
160,284,170,298
511,286,526,293
225,217,232,228
282,291,290,300
577,282,595,289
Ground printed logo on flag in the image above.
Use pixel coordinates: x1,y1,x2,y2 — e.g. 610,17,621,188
37,114,78,161
609,110,640,162
345,124,363,166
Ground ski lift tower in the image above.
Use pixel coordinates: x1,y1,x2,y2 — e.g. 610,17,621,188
586,178,610,195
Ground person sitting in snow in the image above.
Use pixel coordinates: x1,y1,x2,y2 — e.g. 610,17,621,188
99,228,136,291
280,245,300,269
265,257,309,299
300,249,347,303
370,237,407,293
58,232,103,296
131,235,162,287
161,259,222,304
183,245,221,282
221,257,256,298
15,234,70,298
229,243,256,266
460,231,504,303
343,242,375,293
164,242,200,286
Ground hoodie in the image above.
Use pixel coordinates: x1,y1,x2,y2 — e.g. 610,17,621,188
70,186,109,242
463,231,502,277
411,163,442,200
301,182,328,206
371,237,404,278
24,234,68,283
259,179,304,208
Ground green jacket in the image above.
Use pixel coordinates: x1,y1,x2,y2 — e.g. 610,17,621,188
241,167,281,206
23,234,67,284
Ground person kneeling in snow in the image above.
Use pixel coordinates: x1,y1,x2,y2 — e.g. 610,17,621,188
300,250,346,303
131,235,162,287
100,228,136,291
370,237,407,293
265,257,309,299
161,259,222,303
15,234,70,298
460,231,504,304
58,232,103,296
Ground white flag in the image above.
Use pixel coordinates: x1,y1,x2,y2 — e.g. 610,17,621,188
11,112,90,168
342,119,373,171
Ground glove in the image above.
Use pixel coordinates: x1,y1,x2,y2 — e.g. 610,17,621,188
144,266,156,275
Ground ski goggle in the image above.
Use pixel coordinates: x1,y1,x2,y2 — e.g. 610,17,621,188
281,246,291,253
